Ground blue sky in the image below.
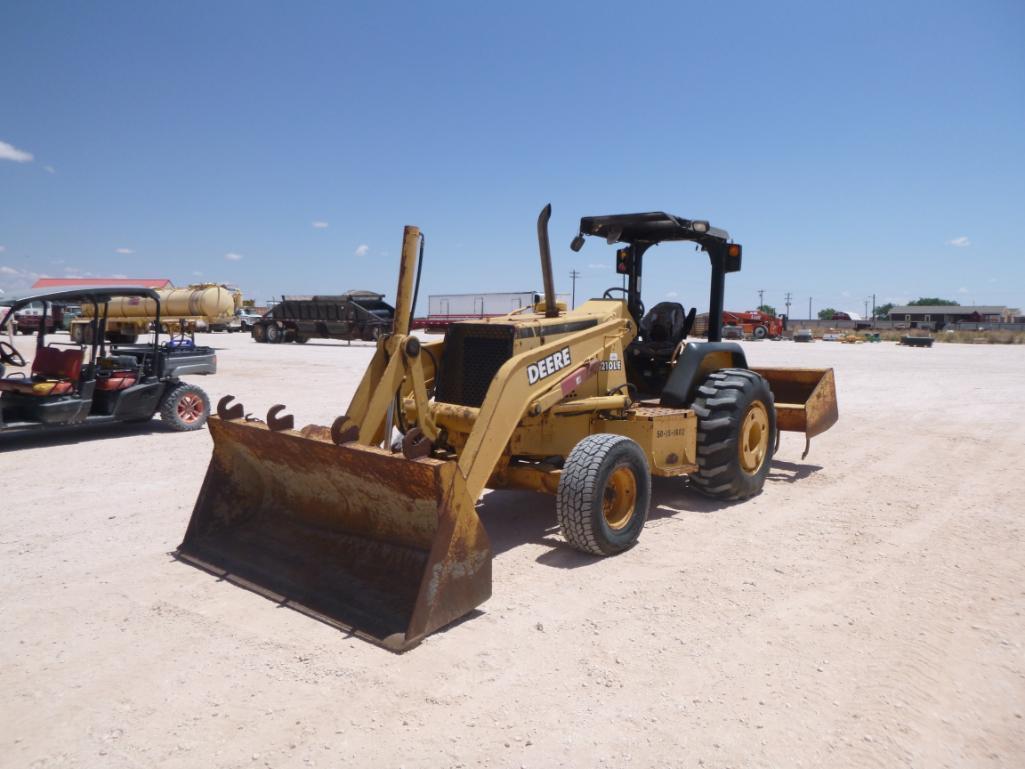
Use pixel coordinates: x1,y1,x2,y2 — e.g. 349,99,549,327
2,1,1023,316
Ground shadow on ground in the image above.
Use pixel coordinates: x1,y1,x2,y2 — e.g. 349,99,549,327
476,458,822,568
0,419,180,452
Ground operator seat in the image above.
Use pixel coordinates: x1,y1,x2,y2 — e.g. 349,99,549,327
0,346,83,396
637,302,692,354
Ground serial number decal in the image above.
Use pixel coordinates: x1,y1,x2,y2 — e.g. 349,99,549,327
600,351,623,371
527,347,572,385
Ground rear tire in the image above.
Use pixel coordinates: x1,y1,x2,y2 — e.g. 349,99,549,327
160,383,210,431
265,323,282,343
556,434,651,556
690,368,775,500
252,323,267,343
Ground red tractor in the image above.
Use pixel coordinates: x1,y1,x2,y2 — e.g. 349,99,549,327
722,309,785,339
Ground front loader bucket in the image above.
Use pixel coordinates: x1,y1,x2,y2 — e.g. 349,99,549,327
753,367,839,456
178,416,492,651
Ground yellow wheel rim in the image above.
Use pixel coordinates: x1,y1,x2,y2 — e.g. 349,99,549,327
739,401,770,475
603,466,637,530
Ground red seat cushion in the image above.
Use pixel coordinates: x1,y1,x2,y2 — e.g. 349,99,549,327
0,347,83,397
0,379,74,396
95,373,138,391
32,347,83,380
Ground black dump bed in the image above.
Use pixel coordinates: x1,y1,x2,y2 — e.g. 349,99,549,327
262,290,394,341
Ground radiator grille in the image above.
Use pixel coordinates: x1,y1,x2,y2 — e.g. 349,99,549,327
435,324,515,407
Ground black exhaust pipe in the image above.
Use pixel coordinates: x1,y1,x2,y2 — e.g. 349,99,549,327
537,203,559,318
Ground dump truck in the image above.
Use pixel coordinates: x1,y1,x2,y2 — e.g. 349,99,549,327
179,206,838,651
71,284,242,343
251,291,394,343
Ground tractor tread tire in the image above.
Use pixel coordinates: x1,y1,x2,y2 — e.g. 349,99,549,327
689,368,776,501
556,434,651,557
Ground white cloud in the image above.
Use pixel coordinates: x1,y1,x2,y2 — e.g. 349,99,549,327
225,252,243,261
958,286,970,294
0,140,33,163
587,263,609,270
666,290,679,298
0,265,18,275
840,290,851,298
354,244,369,257
111,273,128,279
0,246,5,252
192,270,204,277
44,165,55,174
115,247,135,255
947,236,971,247
312,221,329,229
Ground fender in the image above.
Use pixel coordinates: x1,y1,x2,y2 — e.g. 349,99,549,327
659,341,748,408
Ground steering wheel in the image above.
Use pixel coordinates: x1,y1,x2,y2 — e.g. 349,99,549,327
0,341,25,367
602,287,645,318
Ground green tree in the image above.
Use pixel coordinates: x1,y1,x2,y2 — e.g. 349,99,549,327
757,304,776,316
873,302,894,319
817,307,837,320
908,297,959,306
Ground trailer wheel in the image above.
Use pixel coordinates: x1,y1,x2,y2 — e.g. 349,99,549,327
160,383,210,431
556,434,651,556
690,368,776,500
753,325,768,339
265,323,283,343
252,323,267,343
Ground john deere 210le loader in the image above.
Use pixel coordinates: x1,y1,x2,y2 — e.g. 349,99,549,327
178,206,837,651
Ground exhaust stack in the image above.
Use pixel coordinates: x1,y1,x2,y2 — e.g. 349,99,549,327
537,204,559,318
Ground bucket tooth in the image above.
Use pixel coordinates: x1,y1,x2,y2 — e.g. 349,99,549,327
266,404,294,432
217,395,245,420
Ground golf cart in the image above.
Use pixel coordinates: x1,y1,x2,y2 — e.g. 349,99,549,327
0,285,216,435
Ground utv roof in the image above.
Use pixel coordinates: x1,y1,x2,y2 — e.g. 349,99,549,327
1,285,161,310
579,212,731,244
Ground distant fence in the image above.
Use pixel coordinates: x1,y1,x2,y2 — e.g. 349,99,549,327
787,319,1025,332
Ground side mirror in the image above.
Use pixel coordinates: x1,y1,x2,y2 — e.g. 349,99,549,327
570,234,585,252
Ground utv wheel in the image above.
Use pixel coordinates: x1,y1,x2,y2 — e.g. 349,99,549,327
265,323,283,343
556,434,651,556
690,368,776,500
252,323,267,343
160,383,210,431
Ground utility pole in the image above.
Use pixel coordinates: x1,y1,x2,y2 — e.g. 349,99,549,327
872,293,876,319
808,297,812,320
569,269,581,309
784,291,792,319
758,288,765,310
864,298,869,319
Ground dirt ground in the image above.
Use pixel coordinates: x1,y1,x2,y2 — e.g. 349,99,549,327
2,332,1023,769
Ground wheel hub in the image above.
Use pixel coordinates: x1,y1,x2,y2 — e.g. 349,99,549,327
739,402,769,474
177,393,205,424
602,466,637,530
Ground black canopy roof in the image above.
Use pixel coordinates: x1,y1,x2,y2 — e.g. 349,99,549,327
579,212,731,245
0,285,161,310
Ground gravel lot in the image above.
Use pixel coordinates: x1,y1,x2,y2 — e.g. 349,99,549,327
2,332,1023,769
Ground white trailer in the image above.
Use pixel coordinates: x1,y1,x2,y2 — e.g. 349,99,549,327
414,291,571,332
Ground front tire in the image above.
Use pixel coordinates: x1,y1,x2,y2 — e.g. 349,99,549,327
160,383,210,431
265,323,283,343
690,368,775,500
753,325,768,339
556,434,651,556
252,323,267,343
